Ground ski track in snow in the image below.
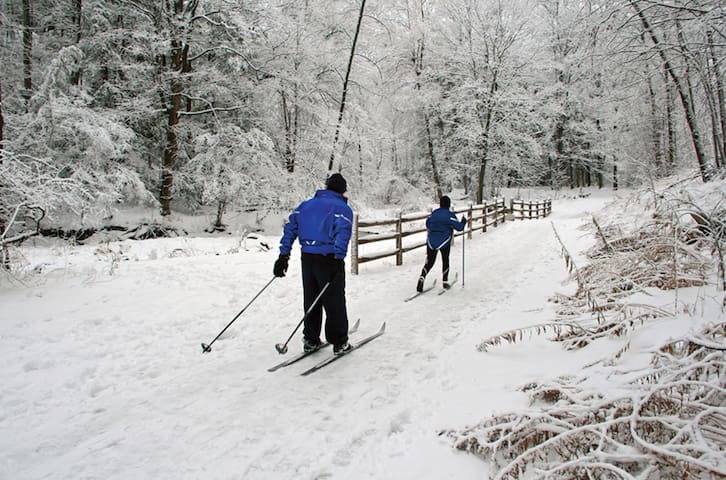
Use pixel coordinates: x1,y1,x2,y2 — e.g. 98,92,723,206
0,196,610,479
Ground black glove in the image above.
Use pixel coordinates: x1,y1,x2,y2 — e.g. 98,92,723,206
460,215,468,225
326,254,344,271
273,254,289,277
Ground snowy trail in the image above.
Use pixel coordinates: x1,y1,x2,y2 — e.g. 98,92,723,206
0,195,611,479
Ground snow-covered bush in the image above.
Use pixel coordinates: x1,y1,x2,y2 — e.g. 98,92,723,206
180,126,286,230
445,176,726,479
448,327,725,479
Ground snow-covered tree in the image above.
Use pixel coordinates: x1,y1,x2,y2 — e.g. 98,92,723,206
180,126,283,230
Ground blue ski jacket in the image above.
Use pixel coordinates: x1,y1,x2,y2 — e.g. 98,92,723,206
426,207,466,250
279,189,354,260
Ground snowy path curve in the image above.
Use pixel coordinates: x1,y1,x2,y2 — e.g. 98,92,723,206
0,195,610,480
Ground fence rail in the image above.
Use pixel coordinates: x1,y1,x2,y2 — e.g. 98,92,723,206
510,199,552,220
350,198,551,274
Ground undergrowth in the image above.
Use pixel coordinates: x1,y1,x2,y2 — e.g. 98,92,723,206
443,179,726,479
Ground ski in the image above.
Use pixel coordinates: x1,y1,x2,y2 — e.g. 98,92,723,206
268,319,360,372
404,279,437,302
300,322,386,376
437,273,459,295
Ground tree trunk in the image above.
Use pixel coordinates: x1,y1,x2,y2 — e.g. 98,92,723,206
280,90,294,172
707,30,725,169
358,138,363,186
70,0,82,85
159,0,198,216
647,70,663,175
475,72,498,203
328,0,367,172
596,154,604,188
424,113,442,199
0,80,4,158
280,85,300,173
411,12,442,200
214,200,226,230
705,79,724,169
476,112,493,204
22,0,32,108
665,65,676,172
160,56,182,216
630,0,712,182
476,148,487,204
553,115,566,189
160,1,188,216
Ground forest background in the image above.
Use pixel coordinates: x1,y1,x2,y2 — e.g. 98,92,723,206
1,0,725,258
1,2,725,478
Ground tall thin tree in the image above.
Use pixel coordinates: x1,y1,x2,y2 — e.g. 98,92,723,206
70,0,83,85
0,80,4,155
22,0,32,109
328,0,367,172
160,0,196,216
630,0,713,182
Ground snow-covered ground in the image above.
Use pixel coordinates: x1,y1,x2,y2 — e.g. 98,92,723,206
0,189,720,479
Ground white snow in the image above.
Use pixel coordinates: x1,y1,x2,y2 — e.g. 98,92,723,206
1,189,722,479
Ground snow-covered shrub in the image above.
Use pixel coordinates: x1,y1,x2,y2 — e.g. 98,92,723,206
447,325,725,479
446,176,726,479
366,176,431,211
180,126,286,230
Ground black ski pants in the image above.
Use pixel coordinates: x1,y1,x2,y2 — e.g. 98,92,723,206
301,253,349,347
420,244,451,282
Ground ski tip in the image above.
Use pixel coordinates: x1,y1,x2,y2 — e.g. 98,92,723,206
351,318,361,330
379,322,386,333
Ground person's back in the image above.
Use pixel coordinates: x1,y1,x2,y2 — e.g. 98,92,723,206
294,189,353,259
426,207,461,250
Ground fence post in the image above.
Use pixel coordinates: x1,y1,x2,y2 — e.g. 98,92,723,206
528,201,533,219
396,211,403,266
482,202,488,233
467,203,473,239
510,199,515,220
352,213,359,274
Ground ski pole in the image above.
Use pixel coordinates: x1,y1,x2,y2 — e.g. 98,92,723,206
201,276,276,353
275,281,331,354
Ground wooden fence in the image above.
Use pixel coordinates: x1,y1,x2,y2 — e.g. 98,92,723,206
350,198,551,274
510,199,552,220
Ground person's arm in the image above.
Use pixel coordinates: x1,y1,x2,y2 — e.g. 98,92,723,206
279,206,301,256
332,207,354,260
450,213,466,232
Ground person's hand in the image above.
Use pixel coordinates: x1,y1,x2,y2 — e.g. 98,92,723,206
327,253,344,268
460,215,468,224
273,255,289,277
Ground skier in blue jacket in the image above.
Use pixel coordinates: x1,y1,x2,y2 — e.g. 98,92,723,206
417,195,467,292
274,173,354,355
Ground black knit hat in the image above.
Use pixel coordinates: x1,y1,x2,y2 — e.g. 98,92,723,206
440,195,451,209
326,173,347,194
